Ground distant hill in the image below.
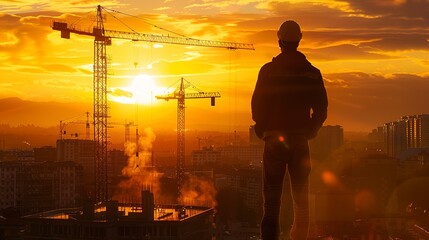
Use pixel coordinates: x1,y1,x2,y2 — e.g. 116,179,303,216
0,97,253,149
0,97,91,127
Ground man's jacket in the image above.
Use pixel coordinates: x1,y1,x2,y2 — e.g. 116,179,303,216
251,50,328,139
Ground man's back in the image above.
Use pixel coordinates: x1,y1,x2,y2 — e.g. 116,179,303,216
251,50,327,139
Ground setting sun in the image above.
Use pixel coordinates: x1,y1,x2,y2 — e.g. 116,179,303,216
109,75,164,105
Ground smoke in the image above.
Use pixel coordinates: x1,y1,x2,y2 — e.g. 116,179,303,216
179,175,217,208
113,127,162,202
112,127,218,207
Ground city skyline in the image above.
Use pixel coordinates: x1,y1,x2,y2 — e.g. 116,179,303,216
1,0,429,133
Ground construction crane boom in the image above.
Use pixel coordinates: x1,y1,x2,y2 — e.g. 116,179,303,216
52,5,253,203
52,23,254,50
156,91,221,100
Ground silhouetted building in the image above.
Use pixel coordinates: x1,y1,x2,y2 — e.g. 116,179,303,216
108,149,128,195
398,148,429,179
219,145,263,167
33,146,56,162
22,199,213,240
383,114,429,157
404,114,429,148
56,139,94,196
0,150,34,162
368,126,385,153
191,146,221,166
310,125,344,160
0,161,84,215
218,168,262,215
384,120,407,157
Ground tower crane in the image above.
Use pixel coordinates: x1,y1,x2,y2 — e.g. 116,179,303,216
52,5,254,203
107,120,136,144
156,77,220,197
59,112,91,140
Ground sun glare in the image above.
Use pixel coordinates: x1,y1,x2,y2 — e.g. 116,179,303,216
109,75,163,105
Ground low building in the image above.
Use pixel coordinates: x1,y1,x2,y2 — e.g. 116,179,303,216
191,146,221,166
0,161,84,215
219,145,263,167
22,196,213,240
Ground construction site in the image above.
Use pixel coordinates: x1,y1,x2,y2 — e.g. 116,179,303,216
3,5,254,240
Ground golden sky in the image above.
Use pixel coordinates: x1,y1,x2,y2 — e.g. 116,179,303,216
1,0,429,132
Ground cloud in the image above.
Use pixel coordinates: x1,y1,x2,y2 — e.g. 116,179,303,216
0,0,122,13
360,36,429,51
110,88,133,98
305,44,392,60
16,67,47,74
0,13,53,63
324,72,429,130
237,1,429,56
41,64,77,72
343,0,429,20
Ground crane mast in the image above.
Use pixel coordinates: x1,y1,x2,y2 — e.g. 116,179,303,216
156,78,221,198
92,5,109,203
52,5,253,204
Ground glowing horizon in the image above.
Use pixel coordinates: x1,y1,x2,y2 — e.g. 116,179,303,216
1,1,429,132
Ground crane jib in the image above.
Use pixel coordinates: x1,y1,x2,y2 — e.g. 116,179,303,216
52,21,254,50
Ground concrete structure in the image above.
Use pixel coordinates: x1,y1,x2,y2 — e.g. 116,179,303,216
22,199,213,240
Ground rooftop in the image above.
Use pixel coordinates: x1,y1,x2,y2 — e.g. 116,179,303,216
23,203,212,222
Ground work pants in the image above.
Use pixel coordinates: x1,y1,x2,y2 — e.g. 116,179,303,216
261,135,311,240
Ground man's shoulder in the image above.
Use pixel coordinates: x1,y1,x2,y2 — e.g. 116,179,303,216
259,60,276,74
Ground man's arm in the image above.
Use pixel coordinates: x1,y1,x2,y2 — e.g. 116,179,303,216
251,65,269,138
308,71,328,139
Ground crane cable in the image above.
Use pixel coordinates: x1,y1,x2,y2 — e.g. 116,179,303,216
102,7,138,33
101,6,189,38
228,49,238,144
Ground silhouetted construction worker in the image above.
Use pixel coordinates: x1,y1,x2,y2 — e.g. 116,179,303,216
252,20,328,240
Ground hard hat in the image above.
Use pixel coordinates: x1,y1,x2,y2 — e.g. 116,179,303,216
277,20,302,42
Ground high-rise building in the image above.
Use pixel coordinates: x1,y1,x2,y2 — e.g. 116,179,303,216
384,120,407,157
405,114,429,149
382,114,429,157
56,139,94,196
368,126,385,153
